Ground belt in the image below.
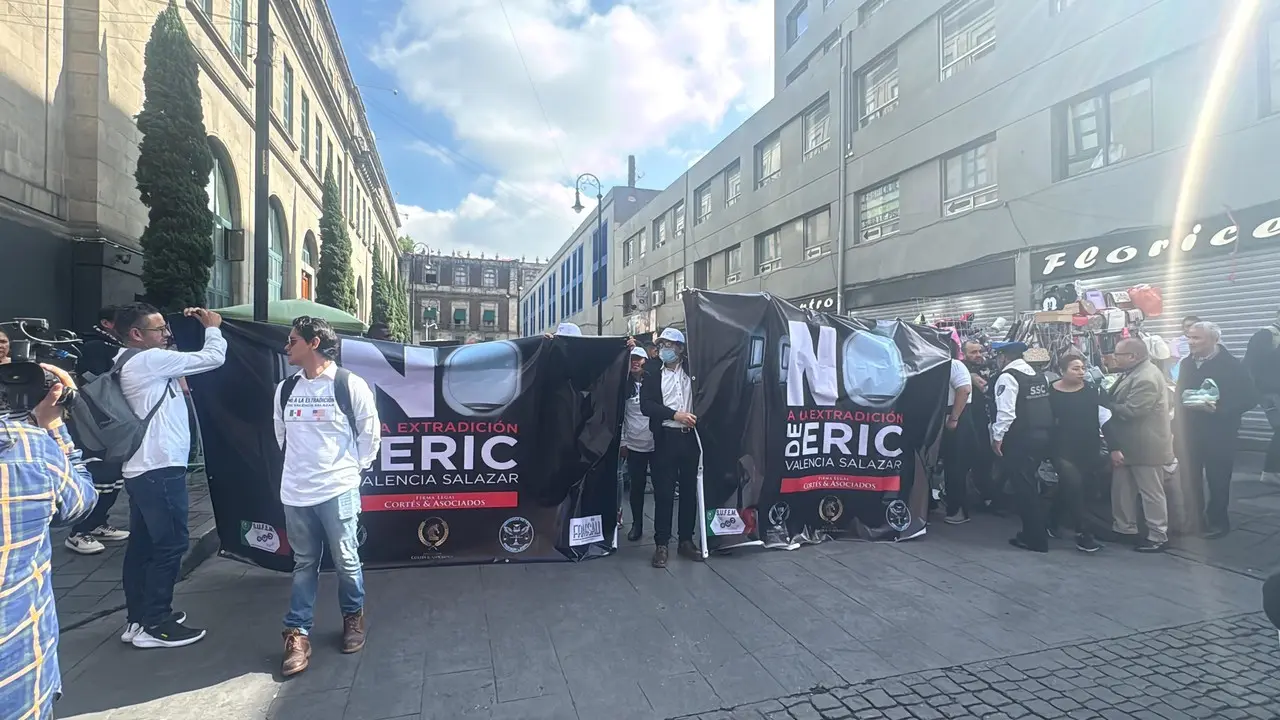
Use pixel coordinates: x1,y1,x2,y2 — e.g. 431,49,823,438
662,425,693,434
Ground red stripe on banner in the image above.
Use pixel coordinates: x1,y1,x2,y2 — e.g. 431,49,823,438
779,475,900,493
362,492,520,512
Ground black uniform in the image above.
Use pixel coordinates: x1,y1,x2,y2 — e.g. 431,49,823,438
998,365,1054,551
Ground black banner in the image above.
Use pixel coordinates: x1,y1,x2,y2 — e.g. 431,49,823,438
173,318,627,570
685,290,950,550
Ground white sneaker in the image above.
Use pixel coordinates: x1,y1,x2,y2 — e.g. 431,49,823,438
64,534,105,555
89,525,130,542
121,623,143,643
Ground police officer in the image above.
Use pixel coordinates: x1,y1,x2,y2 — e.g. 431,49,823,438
990,340,1054,553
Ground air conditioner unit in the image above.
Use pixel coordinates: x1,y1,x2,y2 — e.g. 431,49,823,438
726,272,740,284
805,246,824,259
651,290,666,306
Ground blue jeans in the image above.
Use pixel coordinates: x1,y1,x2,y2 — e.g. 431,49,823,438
123,466,190,627
283,488,365,633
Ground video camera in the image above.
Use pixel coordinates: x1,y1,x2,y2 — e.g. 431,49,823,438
0,318,81,415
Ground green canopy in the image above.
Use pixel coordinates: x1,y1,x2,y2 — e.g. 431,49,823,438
213,299,367,333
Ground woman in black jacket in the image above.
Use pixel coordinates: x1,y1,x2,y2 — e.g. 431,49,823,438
1048,354,1106,553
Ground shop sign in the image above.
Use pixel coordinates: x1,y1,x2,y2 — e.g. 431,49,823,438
791,291,838,312
1034,200,1280,280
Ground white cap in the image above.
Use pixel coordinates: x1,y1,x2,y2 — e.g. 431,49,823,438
556,322,582,336
630,346,648,359
658,327,685,345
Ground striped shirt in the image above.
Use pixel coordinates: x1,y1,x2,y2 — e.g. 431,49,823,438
0,418,97,719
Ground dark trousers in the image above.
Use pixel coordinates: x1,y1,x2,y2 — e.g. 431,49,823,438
1050,456,1094,537
123,466,190,627
653,427,700,546
72,462,123,535
942,408,972,514
1187,432,1237,531
1005,439,1049,551
625,449,653,529
1262,393,1280,473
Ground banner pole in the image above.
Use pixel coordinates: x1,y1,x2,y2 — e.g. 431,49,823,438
694,428,709,559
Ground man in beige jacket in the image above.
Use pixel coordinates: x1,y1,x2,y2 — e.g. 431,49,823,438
1101,338,1174,553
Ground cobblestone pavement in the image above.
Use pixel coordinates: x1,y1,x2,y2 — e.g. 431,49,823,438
51,470,218,631
676,613,1280,720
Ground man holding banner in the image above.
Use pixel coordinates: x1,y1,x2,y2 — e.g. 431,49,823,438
641,328,702,568
273,316,381,677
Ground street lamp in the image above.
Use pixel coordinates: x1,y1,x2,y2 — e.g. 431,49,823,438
572,173,604,336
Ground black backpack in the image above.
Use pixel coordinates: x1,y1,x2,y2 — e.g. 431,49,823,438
278,367,359,439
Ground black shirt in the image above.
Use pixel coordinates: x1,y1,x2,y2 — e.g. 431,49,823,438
1050,383,1101,464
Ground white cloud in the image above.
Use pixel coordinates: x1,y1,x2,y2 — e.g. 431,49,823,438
374,0,773,258
407,140,456,168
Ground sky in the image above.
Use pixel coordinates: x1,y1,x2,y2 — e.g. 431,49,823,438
329,0,775,263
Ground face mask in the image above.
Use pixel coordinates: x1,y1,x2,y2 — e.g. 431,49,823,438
659,348,679,364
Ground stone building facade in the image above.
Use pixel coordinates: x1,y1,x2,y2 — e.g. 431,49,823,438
0,0,400,330
402,251,545,344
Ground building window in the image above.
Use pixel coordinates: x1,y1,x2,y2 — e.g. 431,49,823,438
943,138,998,217
200,0,212,15
1057,76,1153,179
548,274,557,321
300,94,310,165
673,268,686,293
268,203,285,300
860,49,899,127
326,139,333,175
623,233,638,267
756,132,782,187
206,154,235,308
560,259,569,319
229,0,247,64
695,182,712,223
694,257,711,289
1268,20,1280,116
592,223,608,304
673,201,685,235
315,121,323,170
756,232,782,274
786,60,811,87
452,305,468,328
860,0,890,23
940,0,995,80
423,301,439,325
482,267,497,287
725,244,743,283
637,227,647,258
623,290,636,314
654,216,668,249
786,1,810,48
803,97,831,159
453,265,468,286
803,208,831,258
1050,0,1076,13
282,60,294,136
725,160,742,206
575,245,585,312
858,178,900,243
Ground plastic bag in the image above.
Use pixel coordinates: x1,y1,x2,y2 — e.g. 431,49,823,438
1181,378,1219,407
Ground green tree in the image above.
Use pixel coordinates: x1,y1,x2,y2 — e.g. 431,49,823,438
135,0,215,311
316,165,356,314
397,235,415,254
369,251,402,338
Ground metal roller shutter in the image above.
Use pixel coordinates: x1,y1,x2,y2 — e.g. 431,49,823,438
1033,249,1280,443
849,285,1017,331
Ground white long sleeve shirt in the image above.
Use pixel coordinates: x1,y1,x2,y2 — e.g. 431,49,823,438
118,328,227,478
990,359,1034,443
273,364,380,508
660,366,692,429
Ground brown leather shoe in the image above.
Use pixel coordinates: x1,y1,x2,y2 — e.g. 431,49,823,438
651,544,668,568
677,540,705,562
282,629,311,677
341,611,366,654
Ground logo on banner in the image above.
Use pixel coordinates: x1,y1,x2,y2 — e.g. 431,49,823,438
818,496,844,524
706,508,747,536
499,516,534,553
767,502,791,528
417,517,450,550
568,515,605,546
241,521,288,555
886,500,911,531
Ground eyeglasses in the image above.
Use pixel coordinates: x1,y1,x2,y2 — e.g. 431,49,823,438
140,325,171,335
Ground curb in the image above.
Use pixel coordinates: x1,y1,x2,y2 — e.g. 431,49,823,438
59,520,221,634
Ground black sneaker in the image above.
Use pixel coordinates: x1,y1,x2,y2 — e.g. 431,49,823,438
1134,541,1166,553
943,509,970,525
1009,536,1048,553
1075,534,1101,553
132,617,206,649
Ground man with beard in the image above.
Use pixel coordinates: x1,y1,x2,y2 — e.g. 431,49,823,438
962,340,999,509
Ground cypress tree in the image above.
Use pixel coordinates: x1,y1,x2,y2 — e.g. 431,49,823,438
370,251,410,341
135,0,215,311
316,165,356,314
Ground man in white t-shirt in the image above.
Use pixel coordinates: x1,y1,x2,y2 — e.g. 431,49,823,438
942,344,974,524
622,347,656,542
274,316,380,677
114,303,227,650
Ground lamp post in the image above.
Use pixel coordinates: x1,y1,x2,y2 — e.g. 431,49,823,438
572,173,604,336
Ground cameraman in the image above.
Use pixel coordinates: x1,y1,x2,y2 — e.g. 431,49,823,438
65,306,131,555
0,364,98,719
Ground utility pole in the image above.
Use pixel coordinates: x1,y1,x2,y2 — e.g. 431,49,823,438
251,0,273,322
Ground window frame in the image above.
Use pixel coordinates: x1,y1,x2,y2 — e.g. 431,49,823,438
1264,18,1280,117
282,59,294,136
1054,73,1153,180
654,215,668,249
803,96,831,158
482,267,498,288
859,0,890,24
453,265,469,286
786,0,810,49
802,208,832,258
725,245,743,282
755,231,782,274
942,137,998,217
725,160,742,206
939,0,995,81
300,93,310,166
693,257,711,289
857,178,901,244
673,201,686,235
860,49,899,127
229,0,247,65
756,132,782,188
695,182,713,224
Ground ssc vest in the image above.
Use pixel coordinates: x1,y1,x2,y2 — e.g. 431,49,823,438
1000,367,1053,446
